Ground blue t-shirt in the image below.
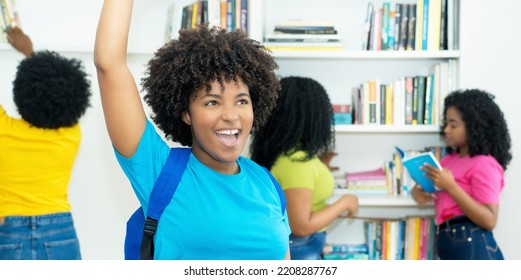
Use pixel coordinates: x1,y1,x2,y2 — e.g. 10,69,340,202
115,121,290,259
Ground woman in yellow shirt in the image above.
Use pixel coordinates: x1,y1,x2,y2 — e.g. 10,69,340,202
250,76,358,260
0,27,91,260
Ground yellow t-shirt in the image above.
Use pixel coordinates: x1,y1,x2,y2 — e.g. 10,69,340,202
0,105,80,216
270,150,334,231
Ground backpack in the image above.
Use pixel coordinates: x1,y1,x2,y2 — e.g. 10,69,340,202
124,147,286,260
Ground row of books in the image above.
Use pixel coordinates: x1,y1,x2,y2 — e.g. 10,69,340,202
0,0,20,43
179,0,248,33
363,0,459,51
364,216,437,260
263,20,343,52
322,243,369,260
350,60,457,126
337,146,445,196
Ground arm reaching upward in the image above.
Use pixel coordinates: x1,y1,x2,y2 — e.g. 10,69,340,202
94,0,146,157
6,27,33,57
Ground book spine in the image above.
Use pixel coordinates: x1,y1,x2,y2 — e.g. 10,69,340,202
226,0,233,31
407,3,416,50
381,2,390,50
421,0,429,50
416,75,426,125
439,0,448,50
240,0,247,32
415,1,423,50
380,84,386,124
363,2,374,50
393,4,402,50
404,77,414,124
412,76,419,125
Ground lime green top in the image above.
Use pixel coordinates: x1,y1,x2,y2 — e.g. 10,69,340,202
270,150,335,231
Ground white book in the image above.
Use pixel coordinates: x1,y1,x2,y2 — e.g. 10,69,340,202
207,0,222,29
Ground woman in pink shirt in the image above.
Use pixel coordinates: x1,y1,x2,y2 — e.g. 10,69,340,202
412,89,512,260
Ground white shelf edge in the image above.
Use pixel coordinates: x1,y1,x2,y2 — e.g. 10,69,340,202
270,50,460,59
335,124,441,133
331,189,433,207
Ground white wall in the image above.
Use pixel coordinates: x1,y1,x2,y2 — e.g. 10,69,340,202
459,0,521,259
1,0,520,259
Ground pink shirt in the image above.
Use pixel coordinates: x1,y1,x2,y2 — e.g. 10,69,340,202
434,153,504,224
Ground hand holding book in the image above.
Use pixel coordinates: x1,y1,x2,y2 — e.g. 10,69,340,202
396,147,442,193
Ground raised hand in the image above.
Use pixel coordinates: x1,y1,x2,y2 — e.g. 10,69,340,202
6,26,34,58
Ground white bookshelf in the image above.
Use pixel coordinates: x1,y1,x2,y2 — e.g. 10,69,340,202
260,0,457,250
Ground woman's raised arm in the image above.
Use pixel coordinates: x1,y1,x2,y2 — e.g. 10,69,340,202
94,0,146,157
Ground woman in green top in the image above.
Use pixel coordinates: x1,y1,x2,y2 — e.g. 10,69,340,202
250,76,358,260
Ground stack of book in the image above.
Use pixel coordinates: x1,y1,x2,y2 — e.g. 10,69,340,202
263,20,343,51
0,0,21,43
332,104,352,125
344,167,387,194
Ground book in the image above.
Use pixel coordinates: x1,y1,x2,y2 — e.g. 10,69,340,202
1,0,21,43
395,146,441,193
264,32,341,43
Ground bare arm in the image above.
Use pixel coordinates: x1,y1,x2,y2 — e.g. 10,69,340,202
423,164,499,230
6,27,33,57
285,188,358,236
284,249,290,260
94,0,146,157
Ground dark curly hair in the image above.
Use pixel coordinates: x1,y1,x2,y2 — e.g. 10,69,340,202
142,24,280,146
13,50,91,129
442,89,512,170
250,76,335,169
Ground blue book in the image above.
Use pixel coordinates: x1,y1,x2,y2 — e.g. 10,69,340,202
395,146,441,193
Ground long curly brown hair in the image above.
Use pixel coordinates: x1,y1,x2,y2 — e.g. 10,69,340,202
142,24,280,146
442,89,512,170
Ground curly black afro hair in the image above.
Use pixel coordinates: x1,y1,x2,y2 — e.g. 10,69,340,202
442,89,512,170
142,24,280,147
13,50,91,129
250,76,335,169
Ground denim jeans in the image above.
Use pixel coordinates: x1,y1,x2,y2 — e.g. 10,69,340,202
289,231,326,260
436,216,503,260
0,212,81,260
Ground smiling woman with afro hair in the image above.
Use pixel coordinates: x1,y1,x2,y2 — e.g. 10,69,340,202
1,27,91,260
94,0,289,260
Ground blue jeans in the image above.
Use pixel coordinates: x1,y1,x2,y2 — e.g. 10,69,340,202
0,212,81,260
436,216,503,260
289,231,326,260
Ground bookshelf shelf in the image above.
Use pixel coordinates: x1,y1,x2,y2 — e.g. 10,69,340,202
335,124,441,133
272,50,460,60
262,0,459,257
332,189,433,207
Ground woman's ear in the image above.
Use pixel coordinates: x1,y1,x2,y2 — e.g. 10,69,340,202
182,112,191,125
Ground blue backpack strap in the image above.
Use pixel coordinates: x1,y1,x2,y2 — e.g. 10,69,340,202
140,147,191,259
262,167,286,215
